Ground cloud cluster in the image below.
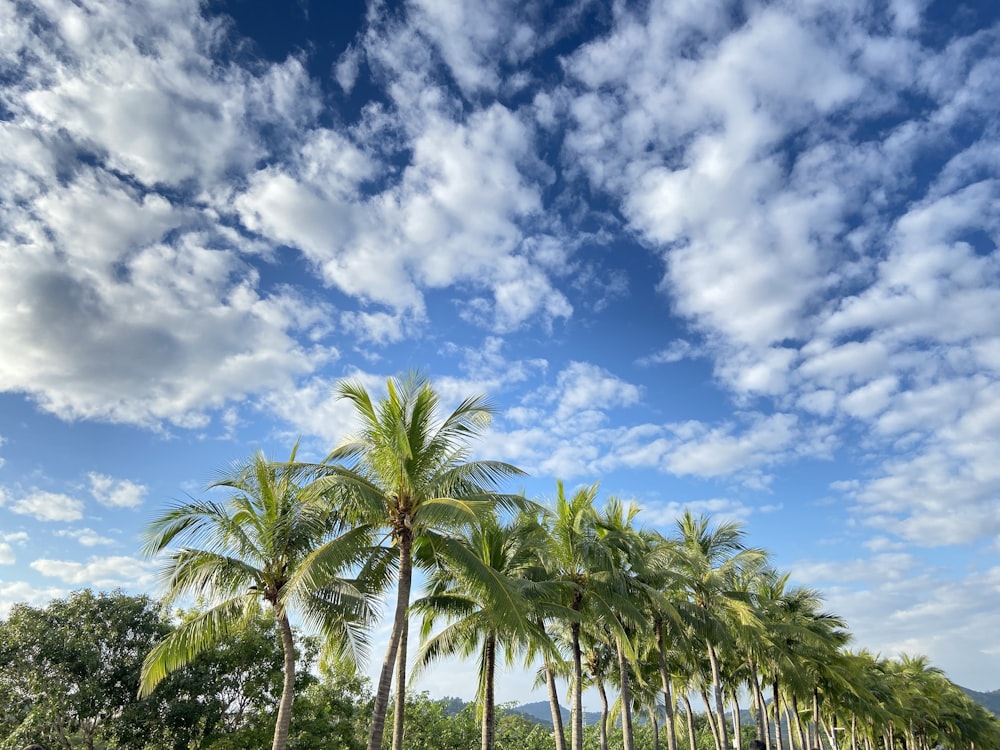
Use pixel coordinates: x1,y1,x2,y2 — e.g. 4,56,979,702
559,0,1000,546
3,0,1000,687
2,0,337,427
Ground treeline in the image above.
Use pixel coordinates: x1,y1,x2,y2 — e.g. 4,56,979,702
0,590,548,749
0,590,740,750
4,374,997,750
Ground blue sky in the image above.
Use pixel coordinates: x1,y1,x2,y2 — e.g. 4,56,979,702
2,0,1000,703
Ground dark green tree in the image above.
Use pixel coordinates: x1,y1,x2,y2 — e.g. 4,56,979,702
0,590,166,750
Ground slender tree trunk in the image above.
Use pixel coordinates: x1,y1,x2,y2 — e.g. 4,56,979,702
617,635,635,750
791,694,807,750
655,618,679,750
571,620,584,750
368,531,413,750
651,707,661,750
772,679,784,750
545,658,567,750
732,695,743,750
707,641,731,750
702,688,722,750
812,689,820,750
748,663,767,748
272,610,296,750
782,703,797,750
481,631,496,750
391,615,408,750
597,679,610,750
682,695,698,750
822,714,839,750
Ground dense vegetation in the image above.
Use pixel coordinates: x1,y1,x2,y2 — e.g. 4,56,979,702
3,375,997,750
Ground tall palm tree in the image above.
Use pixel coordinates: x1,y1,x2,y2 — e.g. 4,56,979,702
411,510,563,750
307,373,525,750
595,496,658,750
671,511,767,750
542,482,642,750
139,445,375,750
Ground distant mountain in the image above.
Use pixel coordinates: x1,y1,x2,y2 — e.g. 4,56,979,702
961,686,1000,716
512,701,603,728
513,690,1000,728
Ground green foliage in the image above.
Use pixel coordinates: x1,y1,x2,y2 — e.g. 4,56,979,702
0,589,168,750
285,659,371,750
0,590,326,750
143,609,313,750
494,709,556,750
382,692,479,750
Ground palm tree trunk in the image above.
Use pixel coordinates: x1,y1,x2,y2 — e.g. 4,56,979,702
651,707,661,750
617,635,635,750
368,531,413,750
732,695,742,750
272,610,296,750
748,663,767,748
707,640,731,750
791,694,806,750
811,689,820,750
682,695,698,750
822,715,839,750
482,631,496,750
654,619,679,750
545,658,567,750
391,615,408,750
702,688,722,750
571,619,584,750
597,678,610,750
772,679,784,750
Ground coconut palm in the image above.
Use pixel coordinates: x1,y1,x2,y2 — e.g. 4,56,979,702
307,373,525,750
139,445,375,750
541,482,644,750
595,496,660,750
411,510,563,750
671,511,767,750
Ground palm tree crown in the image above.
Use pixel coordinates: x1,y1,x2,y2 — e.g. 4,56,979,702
140,445,373,750
307,373,526,750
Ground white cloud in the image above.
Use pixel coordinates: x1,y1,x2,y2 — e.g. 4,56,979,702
30,555,156,588
552,0,1000,559
0,0,343,429
88,473,146,508
56,528,116,547
335,44,361,93
664,413,799,480
639,497,754,527
0,544,13,565
16,0,315,187
9,491,83,522
0,580,69,618
637,339,699,366
551,362,642,420
793,556,1000,691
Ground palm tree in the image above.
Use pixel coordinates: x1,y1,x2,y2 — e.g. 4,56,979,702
671,511,767,750
595,496,658,750
139,445,374,750
411,510,562,750
542,482,642,750
307,373,525,750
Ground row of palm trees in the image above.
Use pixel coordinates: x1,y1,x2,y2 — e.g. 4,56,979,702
137,374,999,750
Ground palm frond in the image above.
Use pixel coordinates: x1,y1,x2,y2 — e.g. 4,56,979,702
139,594,254,696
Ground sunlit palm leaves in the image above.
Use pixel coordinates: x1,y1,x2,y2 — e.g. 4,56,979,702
140,444,376,750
